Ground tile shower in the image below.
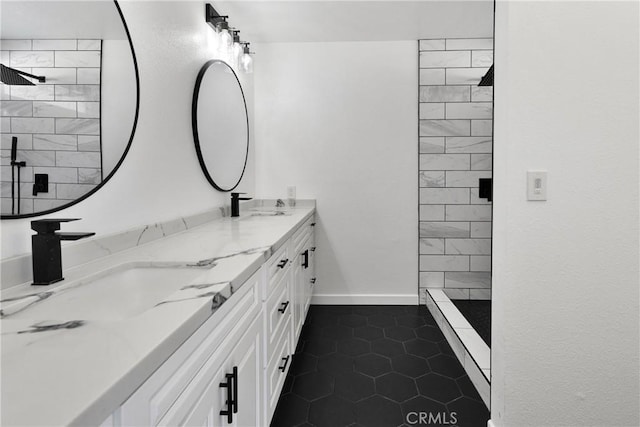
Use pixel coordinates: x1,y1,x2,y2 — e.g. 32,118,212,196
0,39,102,214
418,38,493,303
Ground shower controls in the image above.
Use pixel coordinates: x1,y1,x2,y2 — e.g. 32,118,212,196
33,174,49,196
527,171,547,201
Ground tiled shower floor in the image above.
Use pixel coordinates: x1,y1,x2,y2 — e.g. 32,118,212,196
270,305,489,427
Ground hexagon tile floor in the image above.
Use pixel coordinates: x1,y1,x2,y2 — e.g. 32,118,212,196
270,305,489,427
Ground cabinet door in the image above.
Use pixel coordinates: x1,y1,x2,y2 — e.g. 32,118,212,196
304,233,316,317
291,251,305,343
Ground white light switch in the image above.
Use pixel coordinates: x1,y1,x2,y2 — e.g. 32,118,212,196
527,171,547,201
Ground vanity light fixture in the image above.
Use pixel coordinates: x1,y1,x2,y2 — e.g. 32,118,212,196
205,3,253,73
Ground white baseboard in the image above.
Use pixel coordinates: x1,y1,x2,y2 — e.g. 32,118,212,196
311,294,419,305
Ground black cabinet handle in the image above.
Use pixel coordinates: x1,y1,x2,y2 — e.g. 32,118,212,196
302,249,309,269
278,301,290,314
219,366,238,423
310,277,316,284
279,355,290,372
310,222,316,227
310,247,316,252
277,259,288,268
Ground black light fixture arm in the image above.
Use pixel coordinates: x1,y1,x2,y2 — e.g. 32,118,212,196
205,4,228,28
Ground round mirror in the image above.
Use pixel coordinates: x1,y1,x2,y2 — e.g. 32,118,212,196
0,0,139,219
192,60,248,192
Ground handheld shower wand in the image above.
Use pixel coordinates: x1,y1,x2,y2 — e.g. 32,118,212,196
10,136,26,215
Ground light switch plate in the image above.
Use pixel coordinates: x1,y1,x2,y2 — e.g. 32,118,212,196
527,171,547,201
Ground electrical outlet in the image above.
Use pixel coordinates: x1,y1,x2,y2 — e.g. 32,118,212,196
527,171,547,201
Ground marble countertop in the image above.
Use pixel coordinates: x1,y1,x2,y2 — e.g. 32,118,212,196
0,204,315,426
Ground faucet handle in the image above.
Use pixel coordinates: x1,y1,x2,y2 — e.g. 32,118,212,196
31,218,81,234
231,192,246,198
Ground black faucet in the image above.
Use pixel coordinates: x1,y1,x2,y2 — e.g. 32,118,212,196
31,219,95,285
230,192,252,217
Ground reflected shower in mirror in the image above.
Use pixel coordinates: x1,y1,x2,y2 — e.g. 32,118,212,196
192,60,249,192
0,0,138,218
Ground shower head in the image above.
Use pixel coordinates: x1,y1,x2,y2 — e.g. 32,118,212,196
1,64,46,85
478,64,493,87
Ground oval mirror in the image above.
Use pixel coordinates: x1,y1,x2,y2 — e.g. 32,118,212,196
0,0,139,219
192,60,248,192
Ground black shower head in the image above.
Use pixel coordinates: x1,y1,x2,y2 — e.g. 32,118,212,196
1,64,45,85
478,64,493,87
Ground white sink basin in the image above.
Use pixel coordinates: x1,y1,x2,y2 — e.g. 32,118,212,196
2,264,207,321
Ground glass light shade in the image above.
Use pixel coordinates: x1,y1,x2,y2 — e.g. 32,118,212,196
230,42,243,69
207,28,220,57
218,28,232,57
240,53,253,74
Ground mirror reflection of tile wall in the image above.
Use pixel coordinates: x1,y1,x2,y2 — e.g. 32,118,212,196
0,39,102,215
418,38,493,303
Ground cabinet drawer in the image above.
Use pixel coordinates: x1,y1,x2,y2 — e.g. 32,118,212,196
291,215,315,258
265,272,292,358
120,271,261,426
266,323,292,421
264,243,291,299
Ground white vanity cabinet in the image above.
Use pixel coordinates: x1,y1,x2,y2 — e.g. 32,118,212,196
114,214,316,427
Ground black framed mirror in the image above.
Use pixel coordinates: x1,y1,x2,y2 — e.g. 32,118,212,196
0,0,139,219
192,60,249,192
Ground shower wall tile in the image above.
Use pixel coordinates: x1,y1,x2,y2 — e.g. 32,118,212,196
33,101,77,118
77,102,100,118
56,151,100,168
1,134,32,150
1,117,10,132
33,134,77,151
11,118,55,134
443,288,470,300
0,101,33,117
10,51,54,67
33,198,68,211
1,166,32,182
78,135,100,151
31,68,77,84
55,51,100,67
33,166,78,183
78,40,101,50
33,40,77,50
55,85,100,101
77,68,100,84
56,183,96,200
55,118,99,135
11,85,55,101
78,168,101,184
1,85,10,100
418,38,493,299
0,40,31,50
17,150,56,167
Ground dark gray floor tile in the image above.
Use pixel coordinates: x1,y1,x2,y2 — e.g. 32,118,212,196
376,372,419,403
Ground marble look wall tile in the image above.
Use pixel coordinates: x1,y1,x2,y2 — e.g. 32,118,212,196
1,165,32,182
56,151,100,167
56,183,96,199
31,68,77,85
10,51,54,67
445,68,486,85
0,101,32,117
55,85,100,102
420,51,470,68
470,188,492,205
471,87,493,102
445,170,492,187
443,288,470,300
446,205,492,221
11,117,55,134
78,135,100,151
471,119,493,136
0,197,33,214
77,102,100,118
33,166,78,183
419,205,445,221
444,272,491,288
419,137,445,154
419,69,445,85
472,51,493,67
55,118,99,135
419,171,445,187
419,39,446,51
17,150,56,167
420,86,470,102
78,168,101,184
469,289,492,300
446,38,493,50
470,222,492,238
471,154,492,170
420,188,470,204
11,85,55,101
1,40,31,50
1,134,32,150
77,69,100,84
419,103,445,119
420,238,445,255
445,238,491,255
0,149,12,166
420,119,470,137
55,51,100,67
1,85,10,101
33,101,77,118
78,40,101,50
445,102,492,120
446,136,492,153
420,154,470,170
1,117,10,132
33,40,77,50
420,221,470,238
33,134,77,151
470,256,491,272
421,255,469,272
33,198,69,211
420,272,444,288
0,50,9,64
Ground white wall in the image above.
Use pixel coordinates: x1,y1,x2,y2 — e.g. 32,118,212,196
492,1,639,425
0,1,255,259
254,41,418,304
